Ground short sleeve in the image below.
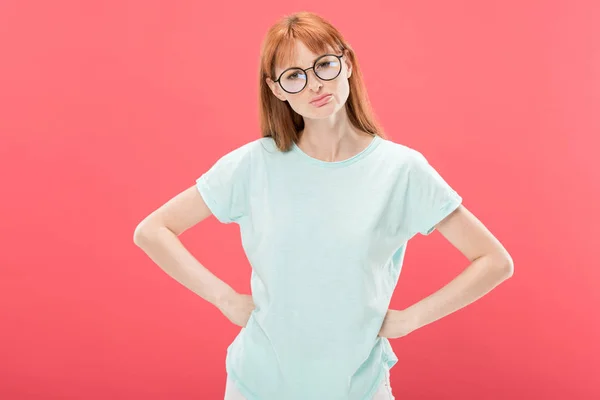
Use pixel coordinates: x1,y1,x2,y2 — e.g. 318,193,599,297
405,150,463,236
195,143,252,224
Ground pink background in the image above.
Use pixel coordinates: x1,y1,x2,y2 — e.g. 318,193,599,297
1,1,598,399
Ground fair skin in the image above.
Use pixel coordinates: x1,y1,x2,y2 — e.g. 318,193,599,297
133,41,514,339
266,40,376,161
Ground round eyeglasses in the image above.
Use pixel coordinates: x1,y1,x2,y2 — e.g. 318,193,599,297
273,53,345,94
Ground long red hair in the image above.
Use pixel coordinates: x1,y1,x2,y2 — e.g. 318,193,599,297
258,11,387,152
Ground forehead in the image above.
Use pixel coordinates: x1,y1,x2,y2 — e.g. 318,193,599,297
275,40,336,74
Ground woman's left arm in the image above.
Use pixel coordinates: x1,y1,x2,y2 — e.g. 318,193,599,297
379,204,514,339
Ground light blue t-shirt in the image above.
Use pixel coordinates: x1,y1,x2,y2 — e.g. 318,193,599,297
196,134,462,400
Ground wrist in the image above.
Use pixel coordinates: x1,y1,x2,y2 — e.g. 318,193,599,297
401,307,422,332
212,285,237,310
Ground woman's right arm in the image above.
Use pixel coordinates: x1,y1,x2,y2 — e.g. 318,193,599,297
132,185,254,326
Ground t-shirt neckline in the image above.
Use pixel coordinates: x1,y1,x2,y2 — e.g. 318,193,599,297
291,135,382,168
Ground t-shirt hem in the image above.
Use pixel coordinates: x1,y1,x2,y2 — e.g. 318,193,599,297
362,366,387,400
225,361,388,400
195,176,231,224
421,192,463,235
226,368,261,400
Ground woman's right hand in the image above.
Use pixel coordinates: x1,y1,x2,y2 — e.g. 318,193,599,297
217,291,256,328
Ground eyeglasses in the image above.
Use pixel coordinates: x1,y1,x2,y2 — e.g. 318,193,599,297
273,53,345,94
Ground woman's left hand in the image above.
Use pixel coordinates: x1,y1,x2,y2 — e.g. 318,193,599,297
377,309,419,339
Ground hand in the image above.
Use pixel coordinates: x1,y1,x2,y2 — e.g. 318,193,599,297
377,309,419,339
217,291,256,328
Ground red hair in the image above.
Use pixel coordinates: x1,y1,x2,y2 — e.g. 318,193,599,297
258,11,387,152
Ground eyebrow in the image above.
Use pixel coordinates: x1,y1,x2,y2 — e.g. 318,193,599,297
290,54,328,69
276,51,335,76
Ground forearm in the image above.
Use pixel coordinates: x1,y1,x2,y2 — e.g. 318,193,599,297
134,225,236,308
405,254,513,330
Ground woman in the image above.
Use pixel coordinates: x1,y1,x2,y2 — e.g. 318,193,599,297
133,11,514,400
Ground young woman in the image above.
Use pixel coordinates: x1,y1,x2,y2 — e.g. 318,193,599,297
134,11,514,400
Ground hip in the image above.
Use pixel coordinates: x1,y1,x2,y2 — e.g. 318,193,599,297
224,368,396,400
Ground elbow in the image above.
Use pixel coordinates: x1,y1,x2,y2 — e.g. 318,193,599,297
481,251,513,278
133,220,160,246
504,260,514,278
133,225,148,246
495,253,514,278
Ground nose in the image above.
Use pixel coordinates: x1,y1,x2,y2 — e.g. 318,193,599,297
307,68,323,91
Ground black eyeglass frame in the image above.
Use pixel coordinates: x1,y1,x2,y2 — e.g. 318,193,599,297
273,53,345,94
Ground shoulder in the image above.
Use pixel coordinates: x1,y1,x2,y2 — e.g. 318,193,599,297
378,137,428,167
232,136,279,156
216,136,277,162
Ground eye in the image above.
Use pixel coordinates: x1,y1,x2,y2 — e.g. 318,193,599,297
286,71,305,80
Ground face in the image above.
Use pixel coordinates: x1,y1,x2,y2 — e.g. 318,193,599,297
266,40,353,119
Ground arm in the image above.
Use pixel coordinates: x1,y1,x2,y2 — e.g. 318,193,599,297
133,185,236,309
379,204,514,339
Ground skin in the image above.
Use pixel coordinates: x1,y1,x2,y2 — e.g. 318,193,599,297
266,40,376,162
133,41,514,338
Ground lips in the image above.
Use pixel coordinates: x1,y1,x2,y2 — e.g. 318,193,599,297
310,94,331,103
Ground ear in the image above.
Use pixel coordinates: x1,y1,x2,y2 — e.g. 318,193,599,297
344,50,353,79
266,77,287,102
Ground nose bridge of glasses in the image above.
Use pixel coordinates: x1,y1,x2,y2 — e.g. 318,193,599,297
305,67,323,87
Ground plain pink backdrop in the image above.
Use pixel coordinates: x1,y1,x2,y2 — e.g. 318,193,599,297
1,1,598,399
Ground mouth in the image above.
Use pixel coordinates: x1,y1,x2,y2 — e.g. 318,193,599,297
310,94,333,106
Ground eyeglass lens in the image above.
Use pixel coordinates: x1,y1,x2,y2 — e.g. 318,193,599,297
279,55,342,93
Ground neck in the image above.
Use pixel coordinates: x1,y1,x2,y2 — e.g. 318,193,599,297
298,110,372,162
